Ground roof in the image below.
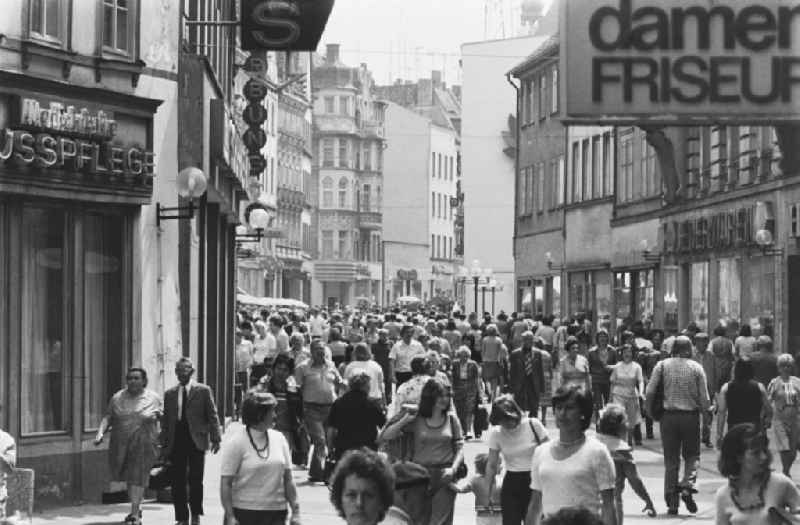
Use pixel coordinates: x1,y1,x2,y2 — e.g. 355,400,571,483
435,88,461,115
508,34,559,77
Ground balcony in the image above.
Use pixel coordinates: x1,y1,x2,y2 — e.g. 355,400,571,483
358,210,382,230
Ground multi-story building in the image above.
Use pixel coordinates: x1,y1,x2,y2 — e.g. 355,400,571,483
382,102,459,304
0,0,181,505
461,33,549,314
513,40,794,350
311,45,385,308
274,52,313,303
377,73,462,305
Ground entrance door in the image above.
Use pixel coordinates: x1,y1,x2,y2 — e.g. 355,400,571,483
788,256,800,351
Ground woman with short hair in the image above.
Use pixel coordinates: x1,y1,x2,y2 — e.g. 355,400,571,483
767,353,800,476
560,337,592,395
94,368,162,525
220,391,300,525
526,386,617,525
329,448,395,525
484,395,549,525
715,423,800,524
344,343,386,408
378,379,465,525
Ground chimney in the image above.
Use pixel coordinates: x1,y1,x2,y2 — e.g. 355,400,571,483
431,70,442,87
326,44,340,64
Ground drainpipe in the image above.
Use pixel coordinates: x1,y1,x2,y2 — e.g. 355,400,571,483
506,73,520,308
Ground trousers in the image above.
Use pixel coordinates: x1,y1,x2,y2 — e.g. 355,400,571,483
500,471,531,525
660,411,700,509
170,421,206,521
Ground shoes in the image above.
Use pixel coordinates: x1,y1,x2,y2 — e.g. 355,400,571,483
174,522,189,525
667,508,678,516
681,491,698,513
191,517,200,525
642,505,657,517
704,440,714,448
646,432,654,439
465,433,474,440
634,440,643,446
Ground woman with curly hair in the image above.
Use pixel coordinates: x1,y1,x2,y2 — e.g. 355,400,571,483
378,378,465,525
329,448,395,525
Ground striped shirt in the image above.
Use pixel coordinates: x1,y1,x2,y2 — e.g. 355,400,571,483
646,357,710,412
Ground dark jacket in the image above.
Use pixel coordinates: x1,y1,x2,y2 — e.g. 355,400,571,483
327,390,386,459
508,347,548,412
160,382,221,457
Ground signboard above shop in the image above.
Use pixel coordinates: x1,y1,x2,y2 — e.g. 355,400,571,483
241,0,335,51
561,0,800,124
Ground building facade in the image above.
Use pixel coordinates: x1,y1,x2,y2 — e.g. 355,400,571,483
0,0,181,505
311,45,385,308
461,34,550,315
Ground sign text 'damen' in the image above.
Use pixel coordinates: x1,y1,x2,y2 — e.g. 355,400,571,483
561,0,800,124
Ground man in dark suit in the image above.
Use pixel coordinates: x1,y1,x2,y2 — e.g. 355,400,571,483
160,357,221,525
508,331,548,417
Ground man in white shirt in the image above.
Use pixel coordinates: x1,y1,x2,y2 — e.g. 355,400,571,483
269,314,290,354
252,321,275,385
389,324,425,386
308,308,327,340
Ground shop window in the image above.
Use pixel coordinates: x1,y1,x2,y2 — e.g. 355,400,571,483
518,280,533,314
21,207,69,434
551,275,562,318
614,272,632,331
663,266,679,335
83,213,124,430
534,279,545,316
569,271,595,321
102,0,135,56
690,262,710,332
746,256,775,338
595,271,612,334
717,258,741,337
637,269,655,325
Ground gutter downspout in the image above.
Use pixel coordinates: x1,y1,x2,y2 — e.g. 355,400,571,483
506,73,520,308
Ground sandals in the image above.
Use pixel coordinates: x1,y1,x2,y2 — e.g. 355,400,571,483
643,505,657,518
124,512,142,525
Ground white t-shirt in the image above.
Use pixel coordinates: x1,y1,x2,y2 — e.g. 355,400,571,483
344,360,385,400
530,436,616,517
389,340,425,373
253,334,276,362
220,425,292,511
486,417,548,472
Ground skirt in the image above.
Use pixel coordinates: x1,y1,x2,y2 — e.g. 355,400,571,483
772,407,800,452
482,361,502,381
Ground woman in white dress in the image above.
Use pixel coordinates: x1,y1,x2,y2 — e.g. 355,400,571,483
609,345,645,446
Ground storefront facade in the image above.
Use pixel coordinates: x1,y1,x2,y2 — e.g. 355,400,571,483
0,74,163,504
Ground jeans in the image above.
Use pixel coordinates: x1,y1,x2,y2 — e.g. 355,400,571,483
233,508,288,525
500,471,531,525
303,402,332,480
660,411,700,509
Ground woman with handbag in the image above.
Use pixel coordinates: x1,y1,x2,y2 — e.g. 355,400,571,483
452,346,481,439
378,378,465,525
483,395,549,525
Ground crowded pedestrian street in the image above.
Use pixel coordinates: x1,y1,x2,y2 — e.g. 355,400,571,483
2,0,800,525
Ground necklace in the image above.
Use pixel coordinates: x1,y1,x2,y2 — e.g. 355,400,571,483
729,473,769,511
246,427,270,460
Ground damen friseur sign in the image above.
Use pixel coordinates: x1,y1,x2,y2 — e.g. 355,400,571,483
561,0,800,124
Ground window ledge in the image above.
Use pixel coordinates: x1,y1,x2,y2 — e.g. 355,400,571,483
20,38,77,79
94,54,145,87
564,196,614,211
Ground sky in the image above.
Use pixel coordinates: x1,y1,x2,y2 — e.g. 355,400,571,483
320,0,551,87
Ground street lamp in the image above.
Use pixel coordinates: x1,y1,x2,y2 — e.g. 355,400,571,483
156,167,208,226
470,259,482,315
489,278,497,315
236,207,271,244
480,267,493,314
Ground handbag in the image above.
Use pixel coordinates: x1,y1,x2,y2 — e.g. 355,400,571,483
148,463,171,491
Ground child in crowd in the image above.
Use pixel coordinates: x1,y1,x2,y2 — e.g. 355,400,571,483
595,404,656,524
451,453,503,525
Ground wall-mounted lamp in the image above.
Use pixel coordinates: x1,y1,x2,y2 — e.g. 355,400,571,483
236,207,271,243
545,251,564,271
639,239,662,263
156,167,208,227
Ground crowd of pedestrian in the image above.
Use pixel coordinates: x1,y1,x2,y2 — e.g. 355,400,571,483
74,303,800,525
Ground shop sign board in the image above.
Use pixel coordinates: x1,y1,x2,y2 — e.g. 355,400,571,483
662,204,768,254
0,96,154,177
241,0,335,51
561,0,800,124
